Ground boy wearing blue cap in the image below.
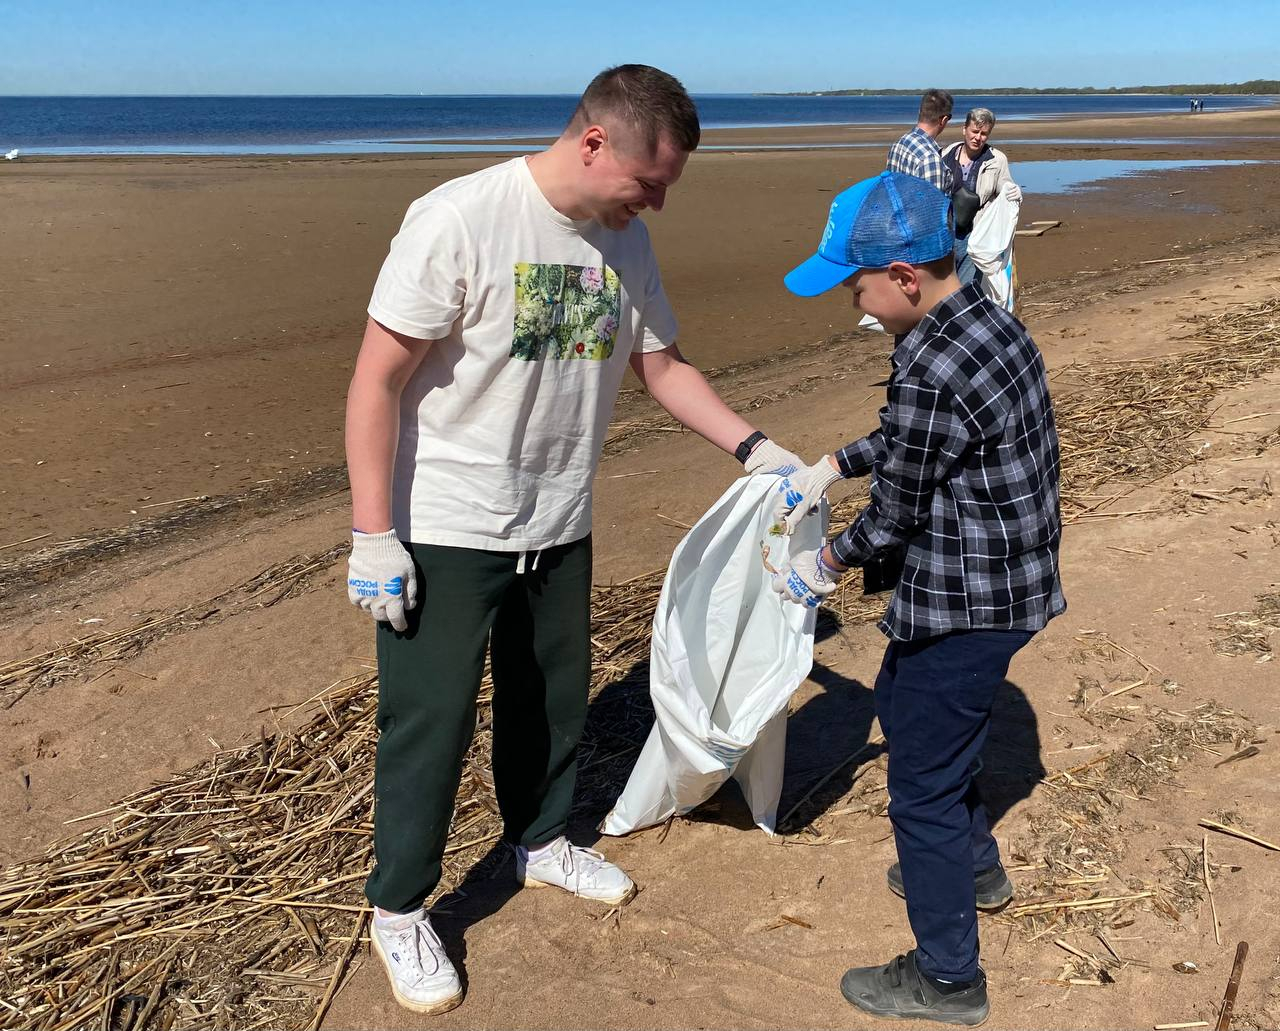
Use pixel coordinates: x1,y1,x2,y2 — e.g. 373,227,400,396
772,171,1065,1025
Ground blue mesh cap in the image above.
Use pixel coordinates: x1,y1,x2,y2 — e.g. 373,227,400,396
784,171,954,296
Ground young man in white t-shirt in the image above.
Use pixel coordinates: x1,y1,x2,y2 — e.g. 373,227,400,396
344,64,803,1015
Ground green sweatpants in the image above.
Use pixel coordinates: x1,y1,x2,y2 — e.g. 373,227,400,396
364,536,592,914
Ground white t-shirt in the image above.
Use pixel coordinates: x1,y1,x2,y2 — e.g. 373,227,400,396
368,156,678,550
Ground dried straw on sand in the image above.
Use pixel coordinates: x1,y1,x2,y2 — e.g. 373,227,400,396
0,546,348,712
1,299,1276,1029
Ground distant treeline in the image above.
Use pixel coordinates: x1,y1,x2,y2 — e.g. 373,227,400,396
774,80,1280,97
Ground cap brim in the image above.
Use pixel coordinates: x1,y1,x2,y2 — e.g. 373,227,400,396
783,253,859,297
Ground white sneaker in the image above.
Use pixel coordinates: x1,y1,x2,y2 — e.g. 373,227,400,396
515,837,637,905
370,908,463,1014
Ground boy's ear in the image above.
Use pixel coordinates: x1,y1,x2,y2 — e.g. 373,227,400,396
887,261,922,299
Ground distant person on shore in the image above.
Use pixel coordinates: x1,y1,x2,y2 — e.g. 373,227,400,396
772,170,1065,1026
940,107,1022,287
344,63,806,1015
886,89,954,193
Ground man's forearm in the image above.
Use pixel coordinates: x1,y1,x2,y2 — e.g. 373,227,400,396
641,355,755,455
345,375,402,533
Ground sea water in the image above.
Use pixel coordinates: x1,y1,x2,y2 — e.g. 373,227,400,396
3,93,1274,156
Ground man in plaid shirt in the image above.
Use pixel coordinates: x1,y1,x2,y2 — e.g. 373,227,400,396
886,89,954,193
773,170,1064,1026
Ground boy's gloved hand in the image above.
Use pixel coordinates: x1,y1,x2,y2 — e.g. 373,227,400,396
347,530,418,631
772,545,846,609
744,438,803,478
1001,181,1023,203
777,456,843,533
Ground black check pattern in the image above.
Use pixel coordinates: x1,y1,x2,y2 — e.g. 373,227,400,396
831,283,1066,641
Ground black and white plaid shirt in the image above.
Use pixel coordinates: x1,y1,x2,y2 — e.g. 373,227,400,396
830,283,1066,641
886,127,953,194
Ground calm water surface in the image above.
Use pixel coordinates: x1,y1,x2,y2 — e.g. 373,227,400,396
3,93,1274,154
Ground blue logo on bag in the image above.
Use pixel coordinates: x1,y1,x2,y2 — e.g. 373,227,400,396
384,576,403,597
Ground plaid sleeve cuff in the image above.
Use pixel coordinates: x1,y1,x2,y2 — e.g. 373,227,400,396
828,525,862,568
834,432,883,478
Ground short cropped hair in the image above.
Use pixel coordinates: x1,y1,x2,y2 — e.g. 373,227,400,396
918,89,954,125
568,64,701,154
919,252,956,278
966,107,996,129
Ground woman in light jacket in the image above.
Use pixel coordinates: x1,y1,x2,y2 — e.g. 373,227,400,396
941,107,1021,286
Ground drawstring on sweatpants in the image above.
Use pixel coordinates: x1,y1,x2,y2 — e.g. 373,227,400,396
515,549,543,575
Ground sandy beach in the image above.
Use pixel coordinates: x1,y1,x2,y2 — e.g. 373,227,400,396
1,105,1279,1029
2,106,1279,549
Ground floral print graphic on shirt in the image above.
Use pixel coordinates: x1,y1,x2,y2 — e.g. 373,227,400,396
511,262,621,361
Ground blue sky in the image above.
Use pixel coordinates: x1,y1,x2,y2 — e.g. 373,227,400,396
2,0,1276,95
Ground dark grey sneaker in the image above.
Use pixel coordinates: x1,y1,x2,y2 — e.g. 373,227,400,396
840,950,989,1026
886,863,1013,910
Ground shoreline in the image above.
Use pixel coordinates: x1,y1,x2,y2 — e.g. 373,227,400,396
9,102,1279,159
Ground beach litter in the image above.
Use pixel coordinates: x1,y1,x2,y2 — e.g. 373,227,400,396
1015,219,1062,237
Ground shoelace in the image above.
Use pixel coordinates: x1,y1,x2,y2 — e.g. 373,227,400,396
391,920,444,985
553,843,610,892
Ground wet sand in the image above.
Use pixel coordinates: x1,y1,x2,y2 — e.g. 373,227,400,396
2,106,1279,548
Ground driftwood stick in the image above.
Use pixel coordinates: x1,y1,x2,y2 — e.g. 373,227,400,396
1215,941,1248,1031
1203,835,1221,946
0,532,52,551
1200,819,1280,852
308,909,367,1031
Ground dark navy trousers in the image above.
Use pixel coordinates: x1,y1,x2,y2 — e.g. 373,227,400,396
874,628,1034,983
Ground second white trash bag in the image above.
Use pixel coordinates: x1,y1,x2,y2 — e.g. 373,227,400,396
967,190,1021,312
601,475,827,836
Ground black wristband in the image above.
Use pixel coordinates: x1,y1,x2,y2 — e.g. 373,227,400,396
735,430,767,465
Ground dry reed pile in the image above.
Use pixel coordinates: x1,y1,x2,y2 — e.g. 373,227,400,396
0,545,348,712
1055,297,1280,520
1005,703,1252,930
0,471,351,606
1,299,1276,1028
1212,591,1280,660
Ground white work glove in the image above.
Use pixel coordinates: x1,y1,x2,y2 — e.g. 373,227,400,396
776,456,843,534
1001,181,1023,203
743,438,803,477
347,530,418,631
771,546,846,609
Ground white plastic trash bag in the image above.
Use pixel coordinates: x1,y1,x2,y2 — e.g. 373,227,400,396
967,190,1021,312
601,475,827,836
859,312,888,334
